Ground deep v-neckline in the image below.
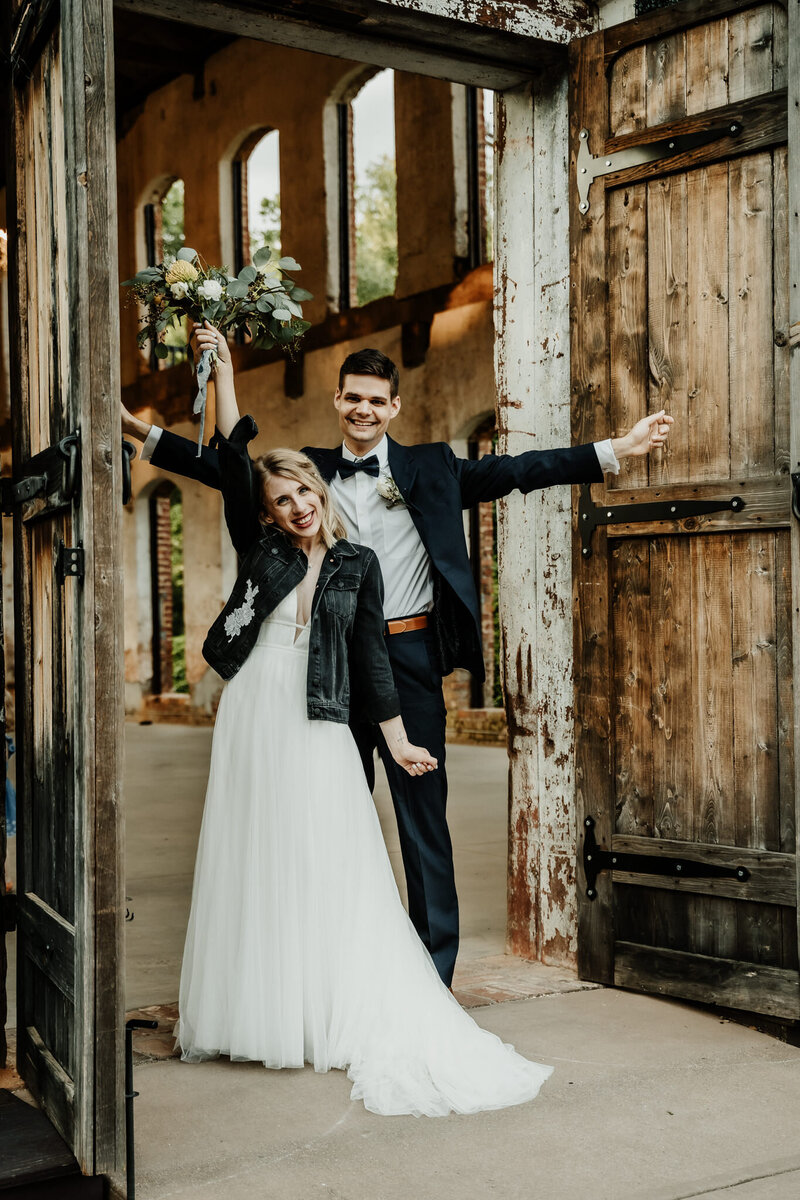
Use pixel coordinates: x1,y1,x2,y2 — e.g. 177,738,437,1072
293,545,326,639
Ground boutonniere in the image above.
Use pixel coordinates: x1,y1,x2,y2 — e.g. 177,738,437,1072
375,475,405,508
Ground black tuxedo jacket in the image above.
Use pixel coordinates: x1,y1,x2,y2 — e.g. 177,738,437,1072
150,422,603,680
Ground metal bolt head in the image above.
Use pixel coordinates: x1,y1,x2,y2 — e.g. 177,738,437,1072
670,505,677,513
587,888,595,898
668,141,675,149
676,863,682,871
580,130,588,139
605,159,612,167
581,167,587,174
606,510,613,518
579,201,589,213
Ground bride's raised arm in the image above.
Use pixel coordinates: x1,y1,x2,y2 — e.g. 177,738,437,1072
191,320,239,437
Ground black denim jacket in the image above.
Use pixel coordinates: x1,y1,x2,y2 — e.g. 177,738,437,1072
202,419,400,726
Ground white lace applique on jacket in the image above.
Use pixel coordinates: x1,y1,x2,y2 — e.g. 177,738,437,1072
224,579,259,642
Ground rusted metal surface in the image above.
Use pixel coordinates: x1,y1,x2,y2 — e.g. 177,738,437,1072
495,73,579,967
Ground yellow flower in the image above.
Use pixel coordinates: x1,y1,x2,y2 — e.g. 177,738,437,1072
165,259,198,285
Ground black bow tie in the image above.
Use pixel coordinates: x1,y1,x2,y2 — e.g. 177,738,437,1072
336,454,380,480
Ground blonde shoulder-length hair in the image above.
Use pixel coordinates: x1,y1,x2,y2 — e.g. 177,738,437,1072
252,448,348,549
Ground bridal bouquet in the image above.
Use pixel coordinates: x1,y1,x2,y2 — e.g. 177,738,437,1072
123,246,312,452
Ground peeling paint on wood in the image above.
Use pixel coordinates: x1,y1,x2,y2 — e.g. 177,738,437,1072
495,72,579,969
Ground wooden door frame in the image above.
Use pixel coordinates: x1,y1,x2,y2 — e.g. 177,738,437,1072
4,0,125,1174
788,0,800,1006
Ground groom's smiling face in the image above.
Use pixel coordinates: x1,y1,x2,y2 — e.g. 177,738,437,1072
334,374,401,455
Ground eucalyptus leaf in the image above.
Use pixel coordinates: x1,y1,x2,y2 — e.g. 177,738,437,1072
252,246,272,269
278,256,301,271
177,247,198,262
256,295,275,313
294,320,312,336
284,299,303,318
272,308,292,321
288,286,313,302
226,279,249,300
154,342,170,359
276,324,296,343
238,265,258,284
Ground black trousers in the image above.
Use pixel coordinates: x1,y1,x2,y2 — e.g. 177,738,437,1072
350,627,459,987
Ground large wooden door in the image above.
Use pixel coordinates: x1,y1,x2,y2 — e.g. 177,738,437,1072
570,0,800,1019
4,0,125,1174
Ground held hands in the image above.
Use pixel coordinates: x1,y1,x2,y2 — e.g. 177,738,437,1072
392,742,438,778
612,410,674,460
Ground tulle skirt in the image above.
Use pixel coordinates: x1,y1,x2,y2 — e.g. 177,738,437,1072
176,608,553,1116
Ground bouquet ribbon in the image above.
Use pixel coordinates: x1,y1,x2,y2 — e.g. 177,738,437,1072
192,346,215,457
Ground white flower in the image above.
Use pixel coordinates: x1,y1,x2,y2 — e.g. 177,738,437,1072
376,475,404,508
197,278,224,302
224,579,259,641
170,281,190,300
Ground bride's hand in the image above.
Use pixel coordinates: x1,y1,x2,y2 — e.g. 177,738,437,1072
190,320,232,372
393,744,438,778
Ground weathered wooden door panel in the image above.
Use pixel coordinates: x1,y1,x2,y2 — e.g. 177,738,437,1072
4,0,124,1175
570,1,799,1020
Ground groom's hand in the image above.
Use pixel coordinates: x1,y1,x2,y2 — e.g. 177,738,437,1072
120,400,152,444
394,744,438,778
612,410,673,460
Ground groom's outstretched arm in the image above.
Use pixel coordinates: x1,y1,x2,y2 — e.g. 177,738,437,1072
454,411,673,508
121,402,222,489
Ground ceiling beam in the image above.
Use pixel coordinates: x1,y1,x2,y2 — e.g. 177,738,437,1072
113,0,594,89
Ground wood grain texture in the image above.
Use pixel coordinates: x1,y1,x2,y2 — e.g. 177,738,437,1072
612,538,653,837
729,151,774,477
570,29,614,984
728,4,775,104
731,534,779,850
608,184,648,489
786,0,800,1007
614,940,800,1017
687,161,730,482
647,31,686,125
647,174,688,485
609,45,646,136
650,537,693,840
686,16,728,116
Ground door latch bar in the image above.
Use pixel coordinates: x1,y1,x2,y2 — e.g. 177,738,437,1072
579,484,744,557
582,817,750,900
577,121,742,213
1,431,80,517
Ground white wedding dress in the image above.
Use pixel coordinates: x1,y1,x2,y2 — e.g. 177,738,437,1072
176,587,553,1116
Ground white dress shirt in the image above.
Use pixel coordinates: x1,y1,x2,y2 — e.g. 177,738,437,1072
140,426,620,621
330,437,434,620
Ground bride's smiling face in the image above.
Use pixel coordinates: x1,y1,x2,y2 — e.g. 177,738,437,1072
264,474,323,544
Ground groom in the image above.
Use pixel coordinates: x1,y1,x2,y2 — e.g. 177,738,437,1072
123,348,671,986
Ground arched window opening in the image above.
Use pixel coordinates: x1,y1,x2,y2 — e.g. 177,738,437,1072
142,177,187,369
149,483,187,696
465,88,494,269
338,69,397,309
467,416,501,709
231,128,281,276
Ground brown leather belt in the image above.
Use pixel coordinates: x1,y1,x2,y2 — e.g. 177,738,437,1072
385,614,429,636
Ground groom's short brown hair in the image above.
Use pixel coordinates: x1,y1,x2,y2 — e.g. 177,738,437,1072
338,348,400,398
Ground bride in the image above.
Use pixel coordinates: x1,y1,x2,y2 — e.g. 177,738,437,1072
175,322,553,1116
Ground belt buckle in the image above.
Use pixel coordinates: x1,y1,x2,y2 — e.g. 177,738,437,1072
395,619,407,634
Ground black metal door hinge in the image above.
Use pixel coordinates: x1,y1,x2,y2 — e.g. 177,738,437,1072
792,470,800,522
576,120,742,212
579,484,744,557
582,816,750,899
1,431,80,519
57,544,84,583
